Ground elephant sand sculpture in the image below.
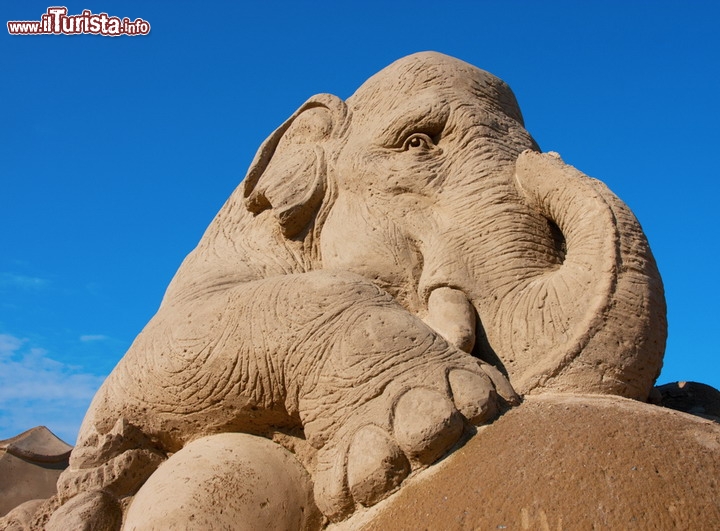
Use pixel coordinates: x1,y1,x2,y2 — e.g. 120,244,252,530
28,52,667,529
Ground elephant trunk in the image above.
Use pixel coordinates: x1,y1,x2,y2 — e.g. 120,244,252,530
483,150,666,399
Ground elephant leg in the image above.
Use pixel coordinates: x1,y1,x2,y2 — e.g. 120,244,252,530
54,270,516,525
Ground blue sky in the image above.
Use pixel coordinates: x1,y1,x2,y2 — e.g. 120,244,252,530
1,2,718,444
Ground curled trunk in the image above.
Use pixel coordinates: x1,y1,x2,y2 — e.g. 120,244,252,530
486,151,666,399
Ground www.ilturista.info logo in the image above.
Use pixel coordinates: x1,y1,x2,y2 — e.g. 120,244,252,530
7,7,150,36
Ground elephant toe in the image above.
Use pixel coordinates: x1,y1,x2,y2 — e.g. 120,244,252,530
393,387,464,464
448,368,498,424
347,426,411,506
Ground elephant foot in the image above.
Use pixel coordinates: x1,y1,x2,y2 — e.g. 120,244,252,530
299,305,518,521
313,368,512,520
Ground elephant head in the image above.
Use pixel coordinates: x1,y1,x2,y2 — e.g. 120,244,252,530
243,51,667,400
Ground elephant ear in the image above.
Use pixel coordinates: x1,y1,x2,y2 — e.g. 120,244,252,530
243,93,349,238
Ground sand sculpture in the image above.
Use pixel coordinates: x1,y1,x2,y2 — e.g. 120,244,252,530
5,52,678,529
0,427,72,518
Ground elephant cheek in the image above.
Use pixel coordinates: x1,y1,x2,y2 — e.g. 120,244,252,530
320,196,424,313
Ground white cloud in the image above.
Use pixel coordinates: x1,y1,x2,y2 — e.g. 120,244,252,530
0,272,49,289
79,334,109,342
0,334,106,445
0,334,24,356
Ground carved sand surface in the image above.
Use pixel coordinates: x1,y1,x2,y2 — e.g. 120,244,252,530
331,395,720,530
1,52,689,530
0,427,71,517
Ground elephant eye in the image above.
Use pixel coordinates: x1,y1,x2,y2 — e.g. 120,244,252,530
403,133,434,151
